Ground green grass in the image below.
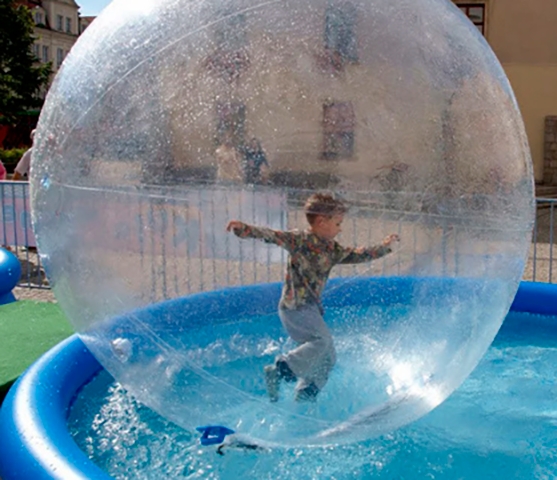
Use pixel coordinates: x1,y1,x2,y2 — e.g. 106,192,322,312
0,300,73,402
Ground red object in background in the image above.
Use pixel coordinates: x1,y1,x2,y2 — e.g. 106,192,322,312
0,125,8,149
0,113,38,149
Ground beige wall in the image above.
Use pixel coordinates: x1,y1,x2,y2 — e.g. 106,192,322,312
465,0,557,183
503,65,557,182
35,28,76,63
486,0,557,65
161,9,446,187
74,0,537,193
154,1,526,192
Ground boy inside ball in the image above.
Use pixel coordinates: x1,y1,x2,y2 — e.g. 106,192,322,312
226,193,399,402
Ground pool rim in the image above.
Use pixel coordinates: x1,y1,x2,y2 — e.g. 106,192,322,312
0,280,555,480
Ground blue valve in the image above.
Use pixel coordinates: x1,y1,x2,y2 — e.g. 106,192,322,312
196,425,235,446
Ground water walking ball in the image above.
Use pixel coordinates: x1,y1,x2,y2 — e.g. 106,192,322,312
30,0,534,446
0,248,21,305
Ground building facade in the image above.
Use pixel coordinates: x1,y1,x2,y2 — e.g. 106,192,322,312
17,0,97,76
123,0,524,195
21,0,80,74
16,0,555,187
79,15,95,34
457,0,557,184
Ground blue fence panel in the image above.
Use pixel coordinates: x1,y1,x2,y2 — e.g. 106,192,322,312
0,181,47,289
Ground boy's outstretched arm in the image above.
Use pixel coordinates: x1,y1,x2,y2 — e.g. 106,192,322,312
226,220,297,251
336,234,400,264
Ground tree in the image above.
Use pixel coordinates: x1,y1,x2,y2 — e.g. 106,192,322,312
0,0,51,124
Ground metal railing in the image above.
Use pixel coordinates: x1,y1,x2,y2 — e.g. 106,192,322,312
1,180,555,290
531,198,557,283
0,181,48,289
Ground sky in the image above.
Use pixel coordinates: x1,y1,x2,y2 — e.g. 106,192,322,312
78,0,112,16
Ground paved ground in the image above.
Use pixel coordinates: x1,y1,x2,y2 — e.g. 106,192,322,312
10,198,557,303
12,245,554,304
13,286,55,302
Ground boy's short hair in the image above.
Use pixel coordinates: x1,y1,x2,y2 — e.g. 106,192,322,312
304,193,347,224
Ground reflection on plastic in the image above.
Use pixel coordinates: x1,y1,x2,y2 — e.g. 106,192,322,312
30,0,534,446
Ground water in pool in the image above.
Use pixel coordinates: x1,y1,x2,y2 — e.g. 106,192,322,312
68,310,557,479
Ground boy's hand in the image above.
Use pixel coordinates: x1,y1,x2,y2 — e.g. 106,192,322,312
226,220,243,232
383,234,400,247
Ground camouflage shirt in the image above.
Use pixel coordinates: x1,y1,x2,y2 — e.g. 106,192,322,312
232,223,392,312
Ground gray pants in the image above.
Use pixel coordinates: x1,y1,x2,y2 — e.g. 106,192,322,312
278,304,336,392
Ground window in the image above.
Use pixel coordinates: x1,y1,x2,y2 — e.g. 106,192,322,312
42,45,49,62
456,3,486,35
325,3,358,63
66,17,72,33
216,102,246,147
205,13,249,81
215,13,247,51
57,14,63,30
56,48,64,68
322,101,355,159
34,12,43,24
32,43,40,59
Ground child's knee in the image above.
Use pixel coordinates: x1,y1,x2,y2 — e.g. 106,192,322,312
329,346,337,366
323,335,336,358
317,336,336,367
316,332,334,348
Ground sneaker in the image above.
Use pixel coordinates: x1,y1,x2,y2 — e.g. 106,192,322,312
264,364,280,402
276,358,296,383
295,383,320,402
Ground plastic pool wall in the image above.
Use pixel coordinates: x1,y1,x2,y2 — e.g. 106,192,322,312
0,280,556,480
